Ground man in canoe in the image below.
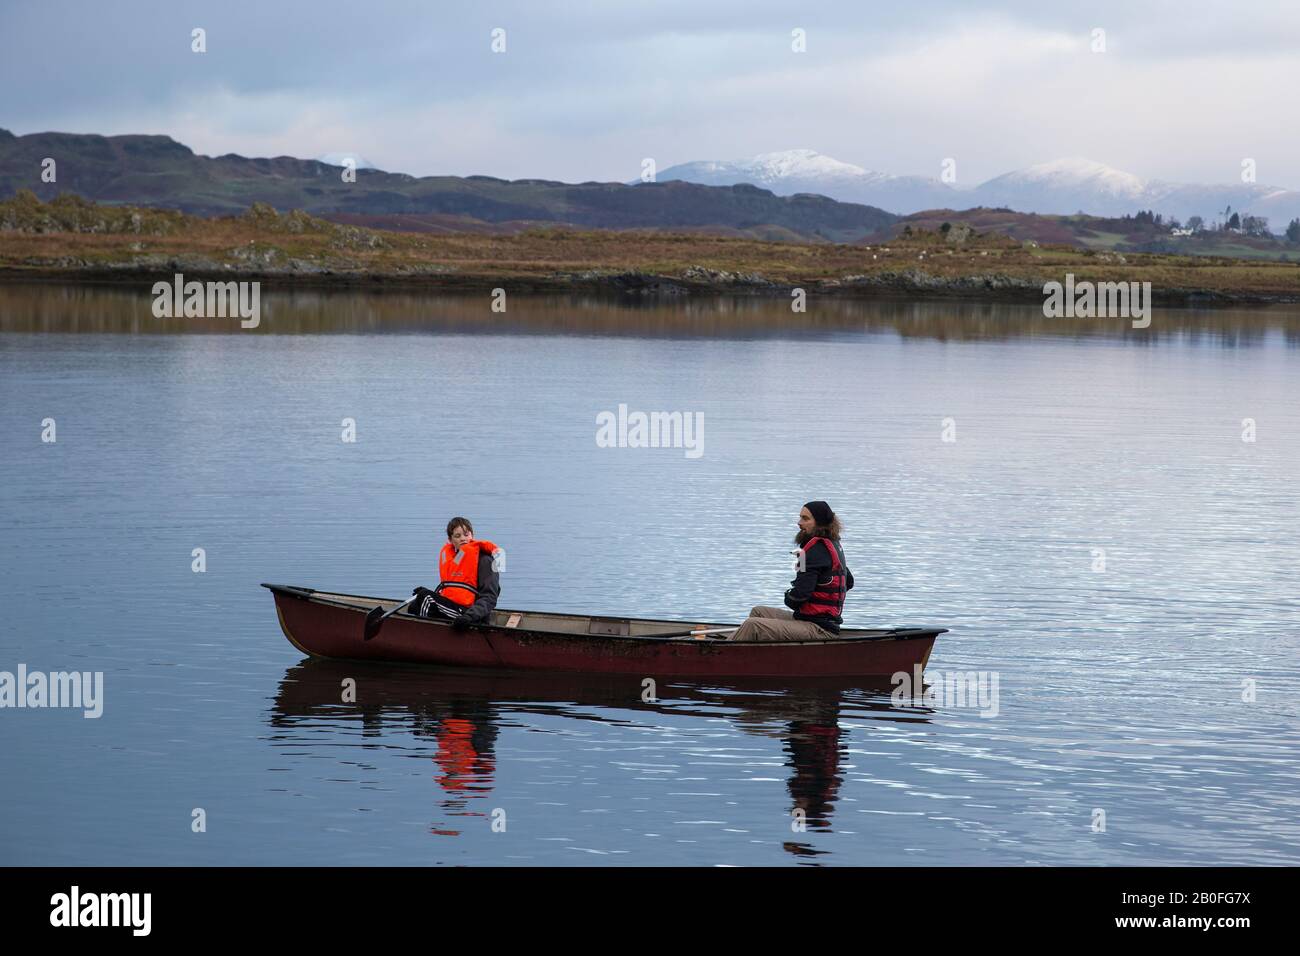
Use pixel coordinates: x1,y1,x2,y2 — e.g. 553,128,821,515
728,500,854,642
411,516,502,630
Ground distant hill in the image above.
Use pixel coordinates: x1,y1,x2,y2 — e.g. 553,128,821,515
874,207,1300,261
0,129,897,243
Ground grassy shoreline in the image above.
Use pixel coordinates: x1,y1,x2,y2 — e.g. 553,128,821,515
3,194,1299,305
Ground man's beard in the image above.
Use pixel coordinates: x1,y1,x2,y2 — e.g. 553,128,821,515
795,527,834,546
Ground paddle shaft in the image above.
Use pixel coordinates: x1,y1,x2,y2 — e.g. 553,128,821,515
384,594,419,620
362,594,418,641
651,625,910,641
649,626,740,639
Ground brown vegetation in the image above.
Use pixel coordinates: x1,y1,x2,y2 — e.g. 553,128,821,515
2,193,1298,303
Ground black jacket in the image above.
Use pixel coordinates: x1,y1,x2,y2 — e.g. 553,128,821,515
460,551,501,624
784,538,854,633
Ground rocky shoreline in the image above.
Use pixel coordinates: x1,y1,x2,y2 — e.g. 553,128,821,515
3,261,1297,308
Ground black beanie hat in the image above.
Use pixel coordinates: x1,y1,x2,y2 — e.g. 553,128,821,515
804,500,834,526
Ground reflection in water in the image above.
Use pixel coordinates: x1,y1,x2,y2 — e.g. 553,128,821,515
269,659,930,856
788,712,844,829
426,706,497,835
2,280,1298,343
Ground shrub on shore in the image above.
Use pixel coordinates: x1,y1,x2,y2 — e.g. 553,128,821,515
0,190,187,235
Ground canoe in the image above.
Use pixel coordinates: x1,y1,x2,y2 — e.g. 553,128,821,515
263,583,945,678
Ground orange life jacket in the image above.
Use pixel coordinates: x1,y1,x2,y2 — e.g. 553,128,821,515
437,540,499,606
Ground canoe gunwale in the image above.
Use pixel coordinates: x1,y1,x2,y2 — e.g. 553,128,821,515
260,582,947,646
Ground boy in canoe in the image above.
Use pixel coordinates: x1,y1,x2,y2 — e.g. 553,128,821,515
411,516,502,630
728,500,853,642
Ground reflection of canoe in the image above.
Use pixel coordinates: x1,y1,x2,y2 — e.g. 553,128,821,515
263,584,944,678
267,660,916,834
269,659,931,734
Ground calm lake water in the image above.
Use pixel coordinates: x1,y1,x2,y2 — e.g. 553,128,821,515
2,282,1298,866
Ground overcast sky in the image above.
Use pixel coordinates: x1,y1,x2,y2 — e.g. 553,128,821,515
2,0,1297,188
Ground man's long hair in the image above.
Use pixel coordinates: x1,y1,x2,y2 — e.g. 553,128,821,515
795,515,843,546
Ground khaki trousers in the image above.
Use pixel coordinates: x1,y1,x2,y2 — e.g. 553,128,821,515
728,606,833,642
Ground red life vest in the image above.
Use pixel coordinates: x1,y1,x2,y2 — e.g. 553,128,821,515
437,540,499,607
797,536,847,620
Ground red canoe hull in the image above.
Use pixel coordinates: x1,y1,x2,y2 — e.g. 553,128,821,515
265,585,943,679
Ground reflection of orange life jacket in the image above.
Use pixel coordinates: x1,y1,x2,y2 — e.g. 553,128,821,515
437,540,499,607
435,717,478,791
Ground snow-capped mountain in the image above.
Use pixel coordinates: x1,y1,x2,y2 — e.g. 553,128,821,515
655,149,959,214
974,157,1147,213
664,149,883,188
315,152,379,170
974,158,1298,223
654,149,1300,230
1143,180,1300,228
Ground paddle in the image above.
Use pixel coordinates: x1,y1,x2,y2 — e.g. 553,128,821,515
643,626,740,640
646,625,917,641
363,595,418,642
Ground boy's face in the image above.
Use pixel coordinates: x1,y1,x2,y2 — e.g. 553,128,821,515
450,525,474,548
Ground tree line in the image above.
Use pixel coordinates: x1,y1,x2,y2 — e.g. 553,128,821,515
1120,208,1300,242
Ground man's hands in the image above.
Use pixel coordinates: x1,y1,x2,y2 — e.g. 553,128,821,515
450,614,473,631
